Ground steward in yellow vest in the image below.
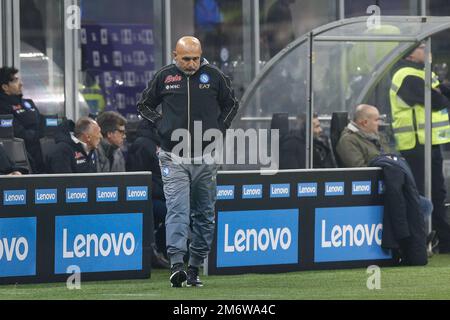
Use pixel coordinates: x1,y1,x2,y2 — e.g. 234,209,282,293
390,62,450,151
389,43,450,253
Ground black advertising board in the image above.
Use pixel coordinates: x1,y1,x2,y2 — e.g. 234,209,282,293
0,172,153,285
208,168,396,275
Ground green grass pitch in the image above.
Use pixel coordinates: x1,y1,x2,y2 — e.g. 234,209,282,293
1,254,450,300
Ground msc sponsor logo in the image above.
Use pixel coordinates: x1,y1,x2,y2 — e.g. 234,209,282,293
298,183,317,198
66,188,88,203
217,209,299,267
54,213,143,273
0,217,36,277
325,182,345,196
0,119,13,127
46,118,58,127
378,181,385,195
166,84,181,90
35,189,57,204
3,190,26,206
216,185,235,200
126,186,148,201
242,185,263,199
314,206,392,262
270,184,290,198
352,181,371,195
96,187,118,202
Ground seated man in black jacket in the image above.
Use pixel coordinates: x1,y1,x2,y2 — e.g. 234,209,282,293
0,143,28,175
127,119,169,268
279,113,335,169
0,67,44,173
46,117,102,173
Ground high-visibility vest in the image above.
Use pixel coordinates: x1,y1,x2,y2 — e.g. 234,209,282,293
390,66,450,151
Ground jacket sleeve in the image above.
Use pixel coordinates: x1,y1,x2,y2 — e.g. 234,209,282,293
47,145,73,173
336,137,368,167
383,165,411,240
217,72,239,130
137,72,164,125
13,119,38,143
397,75,450,111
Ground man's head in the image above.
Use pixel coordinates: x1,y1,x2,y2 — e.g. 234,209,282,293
74,117,102,151
353,104,381,135
96,111,127,147
406,42,426,64
0,67,23,96
312,113,323,138
173,36,203,76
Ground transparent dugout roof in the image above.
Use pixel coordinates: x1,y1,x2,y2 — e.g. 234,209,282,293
239,16,450,126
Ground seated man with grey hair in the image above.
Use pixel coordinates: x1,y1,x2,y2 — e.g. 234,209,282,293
46,117,102,173
336,104,391,167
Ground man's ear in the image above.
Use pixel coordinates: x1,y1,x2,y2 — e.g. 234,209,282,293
172,51,177,60
1,84,8,93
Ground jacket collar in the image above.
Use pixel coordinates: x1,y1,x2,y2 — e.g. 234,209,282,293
347,121,380,142
71,133,91,155
173,58,209,75
0,92,22,105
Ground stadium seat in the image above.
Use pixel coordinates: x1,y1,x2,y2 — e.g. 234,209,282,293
0,138,32,173
271,113,290,138
0,114,15,139
330,112,349,167
39,114,59,162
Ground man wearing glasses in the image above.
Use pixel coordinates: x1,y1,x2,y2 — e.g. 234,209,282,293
96,111,127,172
137,36,239,287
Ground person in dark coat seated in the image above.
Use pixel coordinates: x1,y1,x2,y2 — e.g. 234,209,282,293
46,117,102,173
0,67,44,173
0,143,28,175
127,119,169,268
279,113,335,169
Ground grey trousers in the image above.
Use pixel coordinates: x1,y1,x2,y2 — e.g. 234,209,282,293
158,150,217,267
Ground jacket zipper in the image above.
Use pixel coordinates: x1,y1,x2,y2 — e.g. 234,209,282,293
187,76,191,158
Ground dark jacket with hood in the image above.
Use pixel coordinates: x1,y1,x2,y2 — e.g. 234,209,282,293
45,120,97,174
0,92,44,172
137,58,239,156
369,154,427,266
127,120,164,200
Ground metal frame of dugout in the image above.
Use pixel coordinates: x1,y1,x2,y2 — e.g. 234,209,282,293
206,168,396,276
0,172,153,285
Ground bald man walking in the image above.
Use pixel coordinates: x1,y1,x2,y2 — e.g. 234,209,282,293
137,36,239,287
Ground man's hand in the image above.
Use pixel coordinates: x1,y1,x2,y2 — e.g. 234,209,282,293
8,171,22,176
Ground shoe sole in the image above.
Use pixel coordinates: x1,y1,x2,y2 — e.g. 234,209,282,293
170,270,187,288
186,283,204,287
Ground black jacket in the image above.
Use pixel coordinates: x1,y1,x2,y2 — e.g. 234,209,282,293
0,143,28,175
279,130,335,169
370,154,427,266
45,120,97,174
127,120,165,200
137,59,239,156
0,93,44,172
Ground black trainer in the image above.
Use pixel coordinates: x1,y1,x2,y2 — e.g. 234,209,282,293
187,266,203,287
170,263,187,288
